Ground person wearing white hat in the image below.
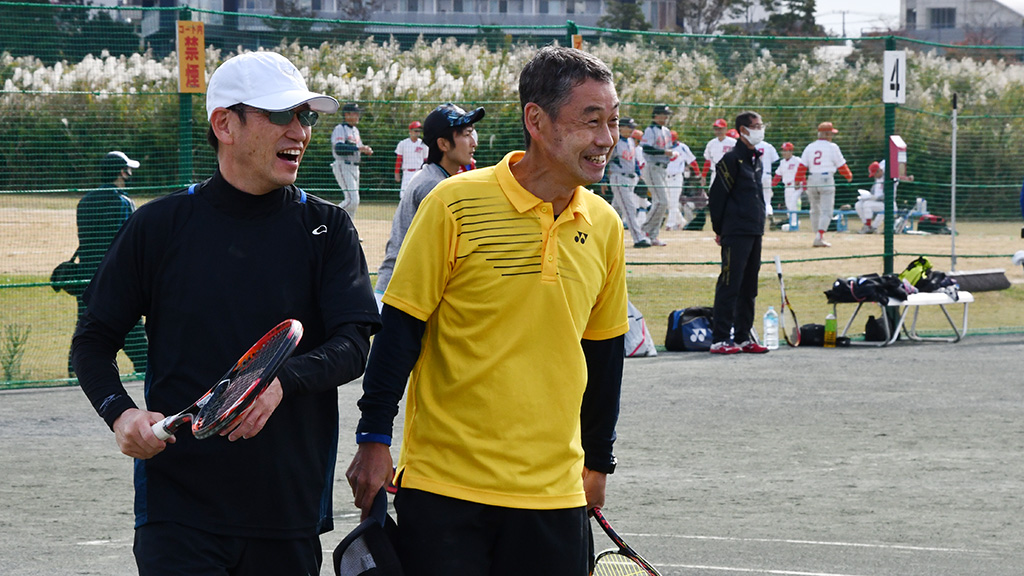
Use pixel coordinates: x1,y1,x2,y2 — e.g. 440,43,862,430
68,151,148,378
72,50,380,575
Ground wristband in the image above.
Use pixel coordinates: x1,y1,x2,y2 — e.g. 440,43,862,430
356,432,392,446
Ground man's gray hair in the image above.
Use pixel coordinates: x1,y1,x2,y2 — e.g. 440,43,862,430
519,46,613,148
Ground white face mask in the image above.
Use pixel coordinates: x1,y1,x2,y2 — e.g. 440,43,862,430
745,127,765,147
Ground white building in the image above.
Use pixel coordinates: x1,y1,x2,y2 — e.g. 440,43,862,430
901,0,1024,44
123,0,680,36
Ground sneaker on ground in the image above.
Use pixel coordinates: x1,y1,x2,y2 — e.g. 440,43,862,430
858,226,875,234
650,238,667,246
738,340,769,354
633,238,652,248
709,341,741,354
813,238,831,247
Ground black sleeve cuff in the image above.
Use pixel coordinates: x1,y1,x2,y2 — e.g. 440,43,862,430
585,455,618,474
98,393,139,431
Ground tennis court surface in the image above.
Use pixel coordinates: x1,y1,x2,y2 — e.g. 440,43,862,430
2,334,1022,575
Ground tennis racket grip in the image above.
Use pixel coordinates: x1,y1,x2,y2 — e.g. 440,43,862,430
151,414,189,441
774,255,783,275
151,419,173,441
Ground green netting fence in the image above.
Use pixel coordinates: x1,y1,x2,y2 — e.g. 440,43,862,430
3,2,1024,387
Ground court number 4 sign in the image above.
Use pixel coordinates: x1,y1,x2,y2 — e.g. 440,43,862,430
883,50,907,104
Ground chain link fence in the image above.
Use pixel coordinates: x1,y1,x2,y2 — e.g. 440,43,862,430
3,2,1024,386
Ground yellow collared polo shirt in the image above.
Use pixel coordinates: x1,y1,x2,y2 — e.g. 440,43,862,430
382,151,629,509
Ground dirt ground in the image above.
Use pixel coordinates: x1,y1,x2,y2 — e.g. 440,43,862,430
1,333,1022,575
2,199,1020,278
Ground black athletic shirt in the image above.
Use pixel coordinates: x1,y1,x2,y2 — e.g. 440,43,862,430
73,170,381,539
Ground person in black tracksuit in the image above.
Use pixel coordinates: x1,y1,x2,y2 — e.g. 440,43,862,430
71,52,381,575
708,111,769,355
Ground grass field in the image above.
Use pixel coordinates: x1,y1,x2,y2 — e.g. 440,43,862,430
3,196,1023,384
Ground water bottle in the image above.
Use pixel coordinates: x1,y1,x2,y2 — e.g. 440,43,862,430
763,306,779,350
824,312,837,348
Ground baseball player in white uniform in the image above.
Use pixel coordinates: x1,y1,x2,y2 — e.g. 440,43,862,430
608,117,650,247
755,139,779,217
772,142,804,229
331,103,373,217
702,118,736,185
665,130,699,230
855,160,887,233
394,120,428,197
640,104,679,246
796,121,853,247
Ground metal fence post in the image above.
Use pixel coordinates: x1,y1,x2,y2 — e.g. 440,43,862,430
883,35,896,276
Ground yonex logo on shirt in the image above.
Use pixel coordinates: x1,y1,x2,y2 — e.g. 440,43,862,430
574,231,588,244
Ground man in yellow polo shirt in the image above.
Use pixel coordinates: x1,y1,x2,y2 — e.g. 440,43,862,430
346,46,629,575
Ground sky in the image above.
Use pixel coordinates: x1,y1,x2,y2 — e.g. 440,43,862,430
815,0,901,37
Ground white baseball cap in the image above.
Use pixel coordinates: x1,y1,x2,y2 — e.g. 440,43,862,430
206,51,339,121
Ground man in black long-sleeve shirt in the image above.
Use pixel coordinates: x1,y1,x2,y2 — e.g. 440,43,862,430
72,51,380,575
708,111,770,355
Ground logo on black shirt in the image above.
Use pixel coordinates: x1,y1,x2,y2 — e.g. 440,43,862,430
312,225,327,235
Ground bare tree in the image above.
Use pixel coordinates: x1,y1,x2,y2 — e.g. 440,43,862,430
676,0,746,34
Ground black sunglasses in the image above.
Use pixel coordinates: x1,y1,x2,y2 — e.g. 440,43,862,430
243,106,320,127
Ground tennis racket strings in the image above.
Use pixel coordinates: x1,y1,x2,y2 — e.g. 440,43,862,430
193,324,297,438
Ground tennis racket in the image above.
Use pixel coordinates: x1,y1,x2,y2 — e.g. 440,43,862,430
151,319,304,441
591,508,661,576
774,255,801,347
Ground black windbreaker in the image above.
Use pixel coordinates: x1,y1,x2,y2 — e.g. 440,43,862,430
708,142,765,237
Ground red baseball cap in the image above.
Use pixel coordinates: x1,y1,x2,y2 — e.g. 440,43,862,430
726,129,739,139
868,161,881,176
713,118,727,128
409,121,422,130
781,142,794,151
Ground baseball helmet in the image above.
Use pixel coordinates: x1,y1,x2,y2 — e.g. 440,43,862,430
713,118,728,128
781,142,794,151
408,120,422,130
817,121,838,133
